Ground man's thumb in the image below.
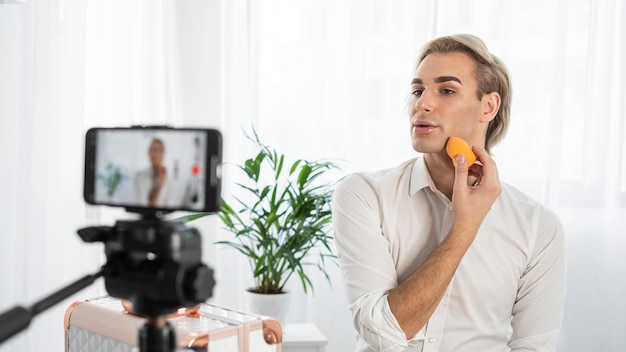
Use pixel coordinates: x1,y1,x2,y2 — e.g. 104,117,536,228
454,153,468,186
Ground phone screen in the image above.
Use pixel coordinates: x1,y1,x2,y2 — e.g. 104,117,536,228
84,127,222,213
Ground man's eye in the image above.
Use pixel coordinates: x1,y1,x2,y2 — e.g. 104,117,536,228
412,89,424,96
441,88,455,95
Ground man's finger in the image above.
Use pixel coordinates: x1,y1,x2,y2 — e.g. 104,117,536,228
454,153,469,190
471,146,499,183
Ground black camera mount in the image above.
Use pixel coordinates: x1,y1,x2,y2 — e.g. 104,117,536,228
0,211,215,352
81,213,215,352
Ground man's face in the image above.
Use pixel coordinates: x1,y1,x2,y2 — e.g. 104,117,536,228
149,141,164,166
409,51,489,154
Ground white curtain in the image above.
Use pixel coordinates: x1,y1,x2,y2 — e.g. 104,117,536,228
1,0,624,351
0,0,227,350
0,1,96,351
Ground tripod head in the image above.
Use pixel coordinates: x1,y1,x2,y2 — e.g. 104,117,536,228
78,213,215,317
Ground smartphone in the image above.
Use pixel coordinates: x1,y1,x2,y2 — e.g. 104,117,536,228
84,126,222,213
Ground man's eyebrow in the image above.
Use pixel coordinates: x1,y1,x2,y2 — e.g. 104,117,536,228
411,76,462,85
435,76,462,84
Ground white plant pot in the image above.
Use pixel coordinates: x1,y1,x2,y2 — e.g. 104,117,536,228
244,289,291,328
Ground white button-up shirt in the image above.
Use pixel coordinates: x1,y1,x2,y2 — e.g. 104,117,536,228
332,157,566,352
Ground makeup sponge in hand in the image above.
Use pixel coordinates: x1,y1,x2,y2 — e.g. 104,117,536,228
446,137,477,167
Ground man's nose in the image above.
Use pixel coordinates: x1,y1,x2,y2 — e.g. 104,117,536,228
415,90,434,112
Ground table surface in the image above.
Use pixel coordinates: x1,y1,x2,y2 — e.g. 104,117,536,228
282,323,328,346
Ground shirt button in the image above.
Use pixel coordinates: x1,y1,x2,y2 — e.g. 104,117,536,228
429,337,438,343
448,204,454,212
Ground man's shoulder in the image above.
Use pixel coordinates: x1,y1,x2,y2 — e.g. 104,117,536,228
500,183,560,222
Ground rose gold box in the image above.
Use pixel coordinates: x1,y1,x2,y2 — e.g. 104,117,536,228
64,296,282,352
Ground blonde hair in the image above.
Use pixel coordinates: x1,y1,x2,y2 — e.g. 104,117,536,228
417,34,511,153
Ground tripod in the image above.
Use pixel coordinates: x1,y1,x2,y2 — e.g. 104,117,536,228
0,213,215,352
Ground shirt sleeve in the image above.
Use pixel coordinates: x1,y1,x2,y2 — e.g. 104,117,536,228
509,207,567,351
332,174,425,351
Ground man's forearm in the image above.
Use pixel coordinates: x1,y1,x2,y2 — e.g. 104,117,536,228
387,226,477,339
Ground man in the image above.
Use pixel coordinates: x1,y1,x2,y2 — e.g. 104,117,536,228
135,138,172,207
331,34,566,351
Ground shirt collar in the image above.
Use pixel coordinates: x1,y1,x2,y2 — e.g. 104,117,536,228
410,156,436,197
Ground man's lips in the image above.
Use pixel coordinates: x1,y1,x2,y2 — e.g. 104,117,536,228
412,120,438,134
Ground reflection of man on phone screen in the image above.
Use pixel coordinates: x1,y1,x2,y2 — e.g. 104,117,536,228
135,138,172,207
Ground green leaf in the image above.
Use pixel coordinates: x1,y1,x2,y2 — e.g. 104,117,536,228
275,154,285,179
174,212,211,223
289,159,303,175
297,164,313,189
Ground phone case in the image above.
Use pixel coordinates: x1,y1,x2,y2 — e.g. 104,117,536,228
64,296,282,352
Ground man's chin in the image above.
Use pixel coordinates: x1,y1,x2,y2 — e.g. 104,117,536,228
412,140,445,154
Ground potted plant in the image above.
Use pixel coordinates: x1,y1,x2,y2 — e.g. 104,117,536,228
98,163,128,199
216,129,340,323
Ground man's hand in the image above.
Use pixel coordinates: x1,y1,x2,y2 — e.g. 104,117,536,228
451,146,501,234
148,166,167,206
156,166,167,188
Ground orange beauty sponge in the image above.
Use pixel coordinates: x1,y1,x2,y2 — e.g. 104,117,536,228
446,137,477,167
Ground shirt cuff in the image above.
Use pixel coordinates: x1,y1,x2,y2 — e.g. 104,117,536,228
351,291,426,351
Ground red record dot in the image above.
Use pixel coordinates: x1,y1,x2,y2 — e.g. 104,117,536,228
192,164,200,176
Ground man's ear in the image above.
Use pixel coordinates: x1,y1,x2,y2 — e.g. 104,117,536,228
480,92,501,123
